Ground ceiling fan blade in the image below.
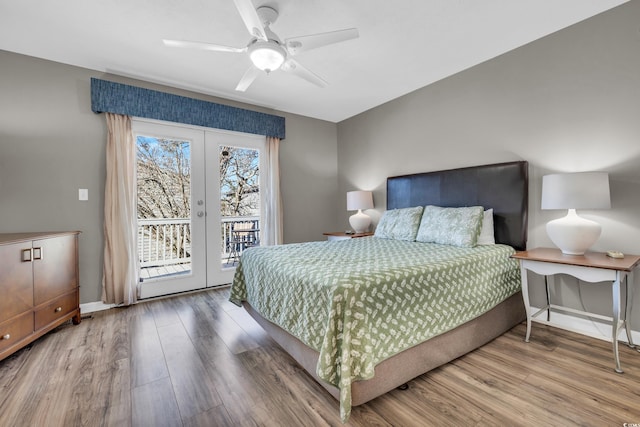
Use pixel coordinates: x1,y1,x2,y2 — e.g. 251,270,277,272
235,66,261,92
285,28,359,56
163,39,246,53
281,59,328,88
232,0,268,42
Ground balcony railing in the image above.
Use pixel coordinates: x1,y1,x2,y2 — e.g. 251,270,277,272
138,218,191,268
137,216,260,276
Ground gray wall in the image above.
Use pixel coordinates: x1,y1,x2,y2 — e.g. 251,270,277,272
337,1,640,329
0,50,339,304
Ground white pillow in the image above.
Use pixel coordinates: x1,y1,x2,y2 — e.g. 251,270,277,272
477,209,495,245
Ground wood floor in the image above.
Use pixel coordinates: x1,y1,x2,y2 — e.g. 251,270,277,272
1,287,639,427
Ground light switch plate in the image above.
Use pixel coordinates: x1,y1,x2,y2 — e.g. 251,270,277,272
79,188,88,201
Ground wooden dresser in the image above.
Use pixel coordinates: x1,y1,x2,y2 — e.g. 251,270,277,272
0,231,81,362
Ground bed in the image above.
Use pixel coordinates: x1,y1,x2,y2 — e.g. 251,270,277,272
230,161,528,421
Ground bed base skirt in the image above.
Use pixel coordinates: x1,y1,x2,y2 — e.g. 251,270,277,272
243,291,525,407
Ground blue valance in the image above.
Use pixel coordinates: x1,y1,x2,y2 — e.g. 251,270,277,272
90,78,285,139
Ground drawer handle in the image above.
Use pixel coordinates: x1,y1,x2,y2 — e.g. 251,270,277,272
55,307,62,313
1,334,9,340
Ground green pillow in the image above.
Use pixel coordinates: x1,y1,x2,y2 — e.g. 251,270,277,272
416,205,484,247
374,206,424,241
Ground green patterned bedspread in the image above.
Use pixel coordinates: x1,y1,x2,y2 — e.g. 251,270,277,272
230,237,520,421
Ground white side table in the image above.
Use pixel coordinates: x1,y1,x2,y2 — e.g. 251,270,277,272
322,231,373,241
512,247,640,373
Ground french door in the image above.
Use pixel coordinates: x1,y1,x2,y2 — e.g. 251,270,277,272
133,119,265,299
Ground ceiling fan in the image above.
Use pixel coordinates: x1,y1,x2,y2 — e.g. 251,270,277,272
163,0,359,92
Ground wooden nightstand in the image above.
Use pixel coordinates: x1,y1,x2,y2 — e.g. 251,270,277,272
322,231,373,241
512,247,640,373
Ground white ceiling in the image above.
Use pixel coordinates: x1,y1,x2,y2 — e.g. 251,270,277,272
0,0,628,122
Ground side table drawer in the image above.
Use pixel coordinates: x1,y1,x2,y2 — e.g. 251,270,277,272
0,312,34,354
34,290,77,331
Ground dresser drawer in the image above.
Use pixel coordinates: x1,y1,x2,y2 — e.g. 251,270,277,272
34,291,78,331
0,312,34,354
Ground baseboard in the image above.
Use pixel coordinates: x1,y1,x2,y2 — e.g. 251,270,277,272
530,305,640,344
80,299,640,344
80,301,116,314
78,285,226,314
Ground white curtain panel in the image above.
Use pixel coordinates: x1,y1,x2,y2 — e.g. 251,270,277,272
102,113,139,305
264,136,283,246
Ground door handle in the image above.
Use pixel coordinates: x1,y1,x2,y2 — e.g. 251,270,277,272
197,211,205,218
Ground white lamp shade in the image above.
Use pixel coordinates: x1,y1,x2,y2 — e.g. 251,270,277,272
347,190,373,233
541,172,610,255
346,191,373,211
541,172,610,210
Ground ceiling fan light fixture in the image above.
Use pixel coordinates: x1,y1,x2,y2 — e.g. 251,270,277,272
249,41,286,72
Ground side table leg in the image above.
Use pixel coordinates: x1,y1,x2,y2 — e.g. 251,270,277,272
612,275,623,373
544,275,551,321
623,271,638,351
520,261,532,343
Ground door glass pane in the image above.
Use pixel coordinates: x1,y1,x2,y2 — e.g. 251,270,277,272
219,145,260,267
136,136,192,280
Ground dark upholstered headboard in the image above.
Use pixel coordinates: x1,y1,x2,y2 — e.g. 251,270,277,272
387,161,528,250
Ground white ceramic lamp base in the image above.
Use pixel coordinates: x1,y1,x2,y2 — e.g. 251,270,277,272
349,210,371,233
546,209,601,255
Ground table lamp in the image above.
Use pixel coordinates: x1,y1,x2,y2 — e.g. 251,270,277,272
541,172,610,255
347,190,373,233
